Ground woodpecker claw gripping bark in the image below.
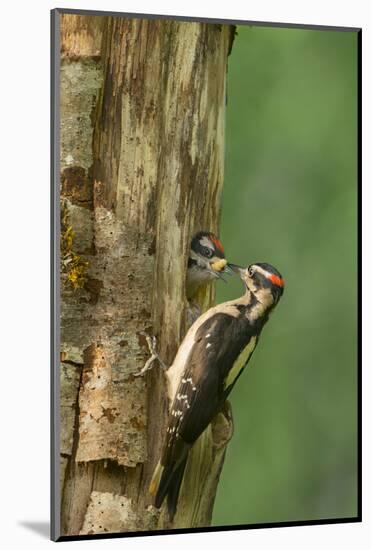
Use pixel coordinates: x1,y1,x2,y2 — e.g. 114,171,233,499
134,335,168,377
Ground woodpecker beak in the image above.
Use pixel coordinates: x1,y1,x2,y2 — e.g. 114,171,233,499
227,264,251,287
227,263,244,275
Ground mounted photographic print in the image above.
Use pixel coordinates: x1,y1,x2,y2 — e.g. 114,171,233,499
51,8,360,541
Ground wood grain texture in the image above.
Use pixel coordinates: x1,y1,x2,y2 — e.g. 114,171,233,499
59,13,235,536
61,14,104,59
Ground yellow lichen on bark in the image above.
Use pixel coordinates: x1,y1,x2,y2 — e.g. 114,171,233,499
60,201,89,289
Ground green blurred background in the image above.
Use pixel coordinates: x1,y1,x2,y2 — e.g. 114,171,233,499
212,25,358,526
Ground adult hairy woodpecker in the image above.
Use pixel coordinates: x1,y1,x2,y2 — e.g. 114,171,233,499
150,262,285,520
186,231,229,299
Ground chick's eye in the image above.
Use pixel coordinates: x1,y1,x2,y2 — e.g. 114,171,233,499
203,247,213,258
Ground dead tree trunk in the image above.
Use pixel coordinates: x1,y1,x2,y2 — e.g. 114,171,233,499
57,11,235,537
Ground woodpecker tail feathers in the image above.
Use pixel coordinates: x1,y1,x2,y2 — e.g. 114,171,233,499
165,459,187,521
149,456,189,521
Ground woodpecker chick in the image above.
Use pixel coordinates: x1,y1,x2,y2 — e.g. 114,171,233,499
186,231,229,299
150,262,285,521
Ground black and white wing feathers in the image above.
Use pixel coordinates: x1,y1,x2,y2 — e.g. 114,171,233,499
154,311,256,516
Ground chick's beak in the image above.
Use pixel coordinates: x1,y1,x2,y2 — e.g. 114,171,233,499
208,258,233,283
223,264,234,275
210,258,227,272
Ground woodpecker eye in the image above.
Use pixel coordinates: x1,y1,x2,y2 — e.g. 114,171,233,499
202,247,213,258
248,266,255,277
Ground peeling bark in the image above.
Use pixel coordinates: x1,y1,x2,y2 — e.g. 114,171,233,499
59,12,235,537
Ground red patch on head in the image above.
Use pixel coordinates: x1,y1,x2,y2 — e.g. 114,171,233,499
270,274,285,287
210,235,225,255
